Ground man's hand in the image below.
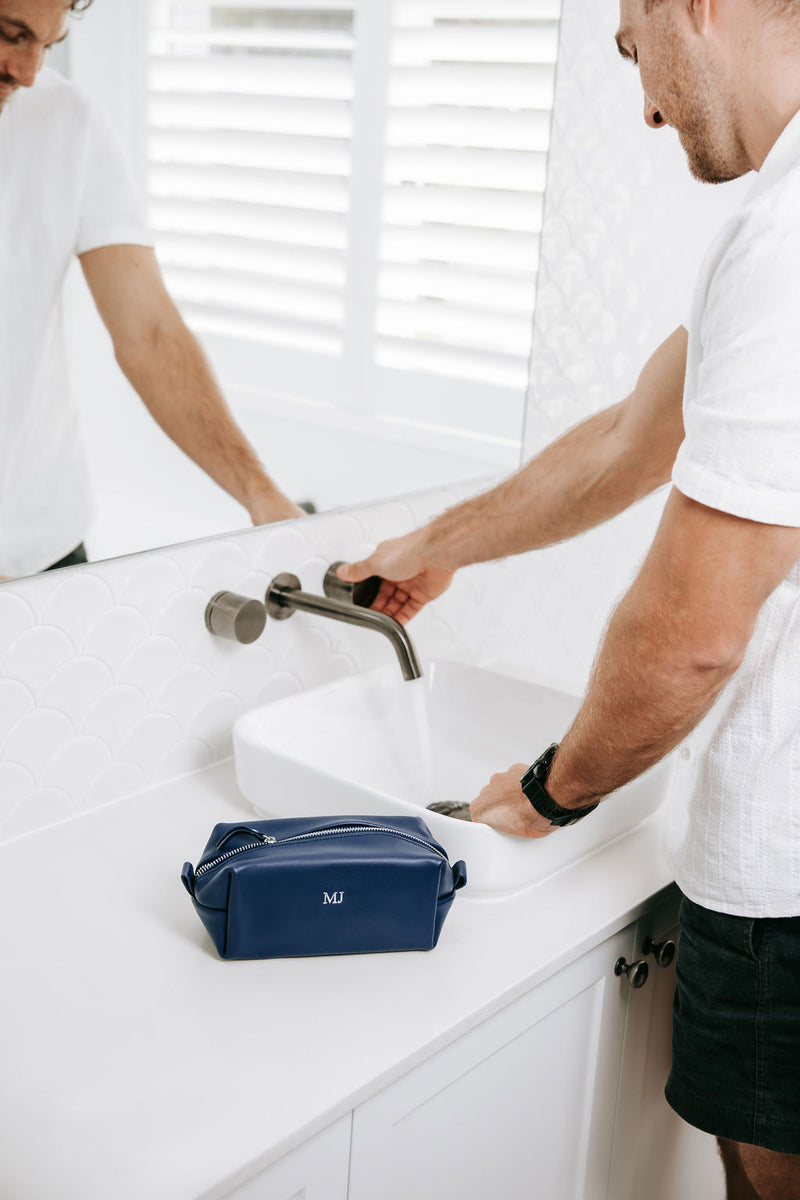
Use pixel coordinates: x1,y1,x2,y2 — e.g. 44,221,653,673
248,489,306,525
338,531,454,625
470,764,557,838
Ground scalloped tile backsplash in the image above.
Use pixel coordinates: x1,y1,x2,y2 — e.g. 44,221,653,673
0,481,665,841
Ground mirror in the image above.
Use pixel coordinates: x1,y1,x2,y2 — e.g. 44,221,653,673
56,1,561,566
6,0,750,581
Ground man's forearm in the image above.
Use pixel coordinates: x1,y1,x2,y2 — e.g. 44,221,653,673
419,326,687,572
546,578,739,810
419,403,642,570
116,312,297,521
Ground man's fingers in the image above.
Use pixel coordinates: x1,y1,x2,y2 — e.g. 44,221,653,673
337,559,374,584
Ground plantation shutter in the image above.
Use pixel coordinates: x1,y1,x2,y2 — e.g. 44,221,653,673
146,0,559,447
147,0,355,403
374,0,560,442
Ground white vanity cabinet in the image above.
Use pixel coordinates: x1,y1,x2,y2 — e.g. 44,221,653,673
341,889,722,1200
347,925,636,1200
226,889,724,1200
222,1115,351,1200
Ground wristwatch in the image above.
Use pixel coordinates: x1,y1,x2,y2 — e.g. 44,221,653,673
519,743,599,828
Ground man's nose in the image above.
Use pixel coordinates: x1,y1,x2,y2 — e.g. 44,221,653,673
644,93,665,128
5,43,46,88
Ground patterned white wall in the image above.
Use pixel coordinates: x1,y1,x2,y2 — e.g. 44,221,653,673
0,488,483,841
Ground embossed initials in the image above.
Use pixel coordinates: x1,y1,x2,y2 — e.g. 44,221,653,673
323,891,344,905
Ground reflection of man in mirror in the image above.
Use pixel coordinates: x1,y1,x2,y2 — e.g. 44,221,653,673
343,0,800,1193
0,0,302,583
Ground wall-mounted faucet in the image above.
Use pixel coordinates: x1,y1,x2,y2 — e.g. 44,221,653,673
204,563,423,681
266,562,423,681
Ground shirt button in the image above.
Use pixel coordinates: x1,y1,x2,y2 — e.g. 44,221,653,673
680,746,691,761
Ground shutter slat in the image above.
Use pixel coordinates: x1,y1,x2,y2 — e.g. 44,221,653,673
156,232,345,288
387,107,552,153
377,299,533,357
150,129,349,174
183,305,342,356
385,146,549,192
163,266,343,324
382,186,544,234
379,262,536,312
377,337,528,391
150,163,349,212
391,22,560,65
149,93,351,137
150,198,348,249
149,55,353,99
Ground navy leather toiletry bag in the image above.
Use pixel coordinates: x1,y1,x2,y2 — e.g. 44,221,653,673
181,815,467,960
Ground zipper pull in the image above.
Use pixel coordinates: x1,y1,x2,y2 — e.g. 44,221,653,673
215,825,276,852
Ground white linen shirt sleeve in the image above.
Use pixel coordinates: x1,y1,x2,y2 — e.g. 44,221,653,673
672,184,800,528
74,100,154,256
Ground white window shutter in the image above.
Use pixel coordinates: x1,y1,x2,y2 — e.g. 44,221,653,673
373,0,559,441
148,0,355,388
146,0,558,447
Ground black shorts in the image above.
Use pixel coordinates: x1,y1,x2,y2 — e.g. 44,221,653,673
665,895,800,1153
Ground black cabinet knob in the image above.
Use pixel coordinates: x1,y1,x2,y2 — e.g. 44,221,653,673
643,937,676,969
614,956,649,989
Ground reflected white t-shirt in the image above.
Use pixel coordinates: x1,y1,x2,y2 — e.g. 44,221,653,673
0,68,153,577
665,109,800,917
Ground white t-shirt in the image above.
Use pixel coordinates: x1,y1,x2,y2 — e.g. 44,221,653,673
665,109,800,917
0,68,153,577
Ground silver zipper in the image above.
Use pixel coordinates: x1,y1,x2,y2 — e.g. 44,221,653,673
277,825,449,859
195,833,276,878
194,824,446,879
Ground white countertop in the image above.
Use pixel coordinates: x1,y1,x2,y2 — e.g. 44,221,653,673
0,761,675,1200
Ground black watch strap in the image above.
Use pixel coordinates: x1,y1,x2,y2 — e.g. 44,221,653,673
520,743,599,828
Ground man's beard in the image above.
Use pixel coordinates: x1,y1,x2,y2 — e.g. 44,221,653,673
668,52,747,184
679,113,744,184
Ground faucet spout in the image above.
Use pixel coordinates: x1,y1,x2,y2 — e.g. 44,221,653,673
266,573,423,681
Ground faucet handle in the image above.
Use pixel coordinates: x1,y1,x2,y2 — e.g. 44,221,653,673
324,561,382,609
205,591,267,644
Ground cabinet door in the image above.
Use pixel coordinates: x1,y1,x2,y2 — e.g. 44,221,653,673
609,893,726,1200
348,927,636,1200
222,1114,351,1200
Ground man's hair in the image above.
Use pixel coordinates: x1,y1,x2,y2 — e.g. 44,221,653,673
69,0,94,10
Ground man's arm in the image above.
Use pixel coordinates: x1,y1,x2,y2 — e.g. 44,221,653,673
79,244,303,525
339,325,688,622
472,489,800,837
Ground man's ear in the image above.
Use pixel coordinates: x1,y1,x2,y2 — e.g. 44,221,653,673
688,0,716,36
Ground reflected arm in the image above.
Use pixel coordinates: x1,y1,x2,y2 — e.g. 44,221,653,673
79,244,303,525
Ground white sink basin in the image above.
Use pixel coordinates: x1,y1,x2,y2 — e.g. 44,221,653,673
233,660,671,894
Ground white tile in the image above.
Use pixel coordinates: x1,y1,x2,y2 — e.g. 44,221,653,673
3,788,75,839
0,592,36,653
2,627,76,703
0,678,36,742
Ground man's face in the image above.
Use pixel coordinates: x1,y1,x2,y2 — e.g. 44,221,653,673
616,0,748,184
0,0,70,112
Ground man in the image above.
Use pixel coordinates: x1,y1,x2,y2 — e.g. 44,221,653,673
0,0,302,582
340,0,800,1195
